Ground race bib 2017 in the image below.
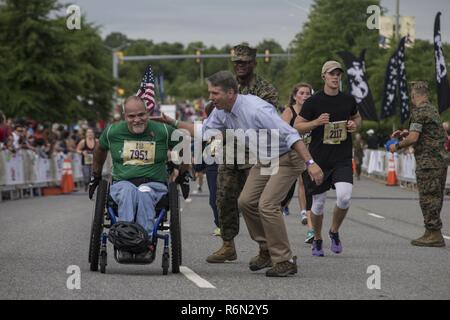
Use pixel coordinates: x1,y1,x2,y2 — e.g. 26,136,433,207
323,121,347,145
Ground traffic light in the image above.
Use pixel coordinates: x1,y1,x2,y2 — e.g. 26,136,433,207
264,49,270,63
116,87,125,96
196,49,201,63
116,51,124,65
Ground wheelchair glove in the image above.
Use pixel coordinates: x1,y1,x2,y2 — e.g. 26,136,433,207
88,175,101,200
175,170,192,200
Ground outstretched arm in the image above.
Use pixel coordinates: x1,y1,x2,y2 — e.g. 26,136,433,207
92,144,108,177
89,144,108,200
151,114,196,136
294,113,330,133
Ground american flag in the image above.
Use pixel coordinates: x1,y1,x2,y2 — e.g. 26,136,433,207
136,65,156,113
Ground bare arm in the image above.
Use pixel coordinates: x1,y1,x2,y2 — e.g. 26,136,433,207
151,114,196,136
390,131,420,153
280,108,293,124
92,144,108,177
76,139,85,154
294,114,330,134
347,111,362,132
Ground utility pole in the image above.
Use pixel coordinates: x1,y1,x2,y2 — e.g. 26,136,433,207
196,47,206,84
395,0,400,40
103,43,129,112
103,43,129,79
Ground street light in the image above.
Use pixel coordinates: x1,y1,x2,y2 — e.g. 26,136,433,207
195,47,206,84
103,43,130,113
103,42,130,79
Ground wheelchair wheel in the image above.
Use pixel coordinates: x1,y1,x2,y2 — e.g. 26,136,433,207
89,180,108,272
100,251,107,274
169,182,181,274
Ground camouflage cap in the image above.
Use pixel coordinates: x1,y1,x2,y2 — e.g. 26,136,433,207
409,81,429,90
231,43,257,62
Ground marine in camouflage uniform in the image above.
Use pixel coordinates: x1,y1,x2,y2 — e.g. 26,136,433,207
207,43,279,262
390,81,447,247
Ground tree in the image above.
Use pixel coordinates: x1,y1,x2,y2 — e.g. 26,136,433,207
283,0,381,106
0,0,113,123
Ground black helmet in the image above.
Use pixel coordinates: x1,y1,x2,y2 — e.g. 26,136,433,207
108,221,150,253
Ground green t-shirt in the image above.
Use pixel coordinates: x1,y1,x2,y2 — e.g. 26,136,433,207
99,120,178,182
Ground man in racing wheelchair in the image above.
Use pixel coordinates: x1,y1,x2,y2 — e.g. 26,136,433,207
88,96,183,264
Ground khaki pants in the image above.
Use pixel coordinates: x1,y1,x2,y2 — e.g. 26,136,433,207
238,151,305,264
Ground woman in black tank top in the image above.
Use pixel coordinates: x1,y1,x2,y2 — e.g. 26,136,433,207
76,128,98,191
280,83,315,243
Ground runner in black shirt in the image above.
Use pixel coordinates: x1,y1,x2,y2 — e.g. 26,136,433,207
295,61,361,257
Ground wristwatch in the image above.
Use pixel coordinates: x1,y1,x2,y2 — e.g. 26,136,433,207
305,159,315,167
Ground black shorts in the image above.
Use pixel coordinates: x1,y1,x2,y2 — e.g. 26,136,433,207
302,162,353,196
281,177,313,211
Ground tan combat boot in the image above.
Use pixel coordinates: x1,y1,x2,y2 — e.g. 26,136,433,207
206,240,237,263
249,249,272,271
411,229,445,247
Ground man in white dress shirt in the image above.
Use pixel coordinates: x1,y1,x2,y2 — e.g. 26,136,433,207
153,71,323,277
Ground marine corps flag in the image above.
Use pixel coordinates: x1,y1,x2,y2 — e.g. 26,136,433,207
380,37,410,123
434,12,450,114
337,49,378,121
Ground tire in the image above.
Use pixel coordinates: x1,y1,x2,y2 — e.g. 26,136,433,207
169,182,181,274
89,180,108,272
162,250,169,276
100,251,107,274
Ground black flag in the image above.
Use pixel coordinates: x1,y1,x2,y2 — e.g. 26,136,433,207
381,37,410,123
337,49,378,121
434,12,450,113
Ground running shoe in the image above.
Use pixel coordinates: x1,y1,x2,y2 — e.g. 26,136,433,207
283,206,290,216
300,210,308,225
312,239,324,257
213,227,221,236
304,229,315,244
329,230,343,254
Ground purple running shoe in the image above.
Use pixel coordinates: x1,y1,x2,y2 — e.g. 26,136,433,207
329,230,343,254
312,239,324,257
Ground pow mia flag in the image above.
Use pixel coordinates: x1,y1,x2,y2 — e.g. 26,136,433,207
380,37,410,123
434,12,450,114
338,49,378,121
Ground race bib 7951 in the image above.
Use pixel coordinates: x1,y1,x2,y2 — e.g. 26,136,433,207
122,140,155,165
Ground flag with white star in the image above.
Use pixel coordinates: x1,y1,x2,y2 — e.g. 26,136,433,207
380,37,409,123
136,65,156,113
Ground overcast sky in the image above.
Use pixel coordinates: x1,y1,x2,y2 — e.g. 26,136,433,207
67,0,450,49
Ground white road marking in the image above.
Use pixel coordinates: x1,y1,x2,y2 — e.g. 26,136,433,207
368,213,385,219
443,235,450,241
180,266,216,289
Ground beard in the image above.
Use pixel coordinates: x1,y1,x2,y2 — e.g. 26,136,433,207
131,123,146,134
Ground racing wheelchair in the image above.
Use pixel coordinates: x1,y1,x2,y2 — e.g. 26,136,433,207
88,179,182,275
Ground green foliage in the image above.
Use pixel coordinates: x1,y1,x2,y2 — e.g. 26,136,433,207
0,0,114,123
285,0,380,93
2,0,449,126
